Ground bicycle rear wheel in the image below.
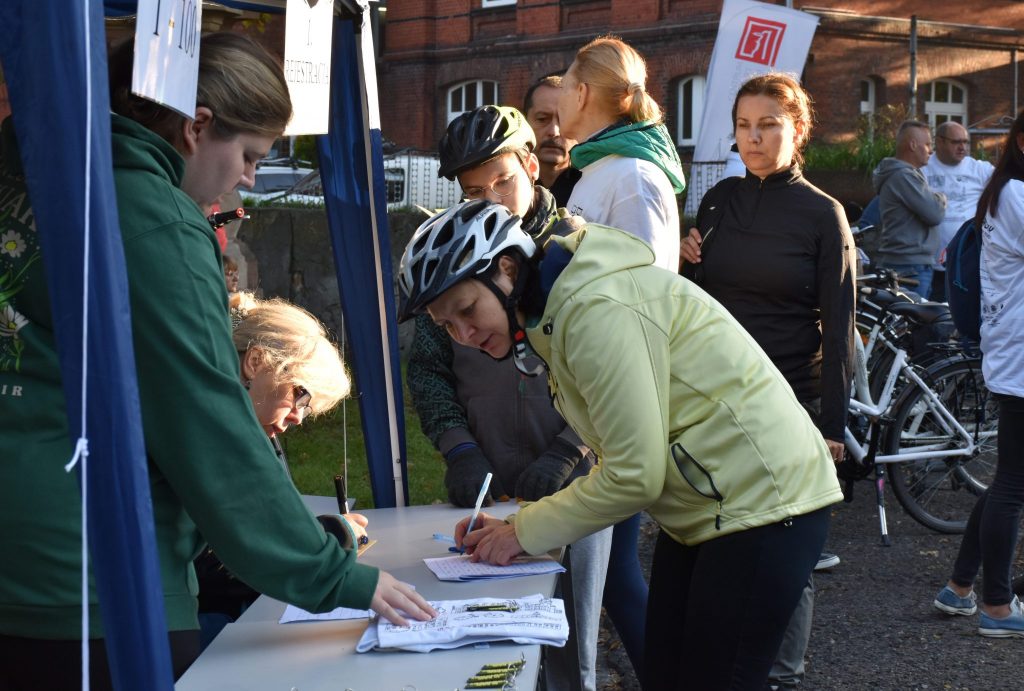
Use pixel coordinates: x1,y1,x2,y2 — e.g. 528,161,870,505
886,358,998,533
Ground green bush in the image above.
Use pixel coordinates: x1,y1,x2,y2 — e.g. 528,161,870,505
804,104,906,173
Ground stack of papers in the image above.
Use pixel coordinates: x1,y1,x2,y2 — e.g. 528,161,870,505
423,554,565,582
356,594,568,653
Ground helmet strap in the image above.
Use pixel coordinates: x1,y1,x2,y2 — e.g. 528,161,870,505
479,261,544,377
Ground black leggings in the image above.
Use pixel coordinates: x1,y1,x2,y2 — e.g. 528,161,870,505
951,393,1024,606
643,507,829,691
0,630,200,691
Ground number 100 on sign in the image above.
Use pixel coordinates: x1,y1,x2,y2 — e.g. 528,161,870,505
132,0,203,118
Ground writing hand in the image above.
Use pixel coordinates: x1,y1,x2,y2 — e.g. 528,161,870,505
679,227,703,265
454,511,504,553
342,513,369,544
462,522,524,566
371,570,437,627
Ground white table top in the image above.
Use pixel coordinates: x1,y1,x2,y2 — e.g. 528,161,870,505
176,499,553,691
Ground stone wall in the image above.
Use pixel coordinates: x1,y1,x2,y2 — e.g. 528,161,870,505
235,207,430,358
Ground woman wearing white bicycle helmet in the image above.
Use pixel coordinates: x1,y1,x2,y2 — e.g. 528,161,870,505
418,108,616,691
400,200,844,691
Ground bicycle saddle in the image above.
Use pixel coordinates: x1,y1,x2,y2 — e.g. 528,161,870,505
861,287,907,308
888,301,952,325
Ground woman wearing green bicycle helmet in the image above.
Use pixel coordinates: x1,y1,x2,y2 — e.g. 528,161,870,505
400,199,843,691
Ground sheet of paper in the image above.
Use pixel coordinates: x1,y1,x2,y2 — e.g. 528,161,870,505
356,595,569,653
279,603,370,624
423,554,565,582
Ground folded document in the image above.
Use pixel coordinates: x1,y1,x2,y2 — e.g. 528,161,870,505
423,554,565,582
356,594,568,653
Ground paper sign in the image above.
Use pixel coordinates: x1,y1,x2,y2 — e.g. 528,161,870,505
132,0,203,118
283,0,336,135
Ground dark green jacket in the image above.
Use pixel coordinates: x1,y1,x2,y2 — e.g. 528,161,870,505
0,115,377,639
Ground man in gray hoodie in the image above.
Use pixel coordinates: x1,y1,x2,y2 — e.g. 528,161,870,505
872,120,947,298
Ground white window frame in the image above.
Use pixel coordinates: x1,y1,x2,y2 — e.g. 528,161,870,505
675,74,705,147
860,78,876,116
925,78,968,128
446,80,499,125
481,0,516,7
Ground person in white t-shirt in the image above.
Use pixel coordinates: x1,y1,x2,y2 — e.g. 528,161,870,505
554,35,687,679
921,120,994,300
556,35,686,272
933,109,1024,638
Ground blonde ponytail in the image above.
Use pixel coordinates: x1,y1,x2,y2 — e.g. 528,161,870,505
573,36,661,124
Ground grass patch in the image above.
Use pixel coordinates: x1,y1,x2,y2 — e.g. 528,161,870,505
278,370,446,508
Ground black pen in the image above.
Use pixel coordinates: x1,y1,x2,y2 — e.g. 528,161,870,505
334,474,350,514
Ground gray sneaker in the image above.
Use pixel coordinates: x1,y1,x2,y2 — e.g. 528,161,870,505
979,596,1024,637
934,585,978,615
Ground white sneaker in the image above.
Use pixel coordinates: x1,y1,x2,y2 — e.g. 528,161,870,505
814,552,840,571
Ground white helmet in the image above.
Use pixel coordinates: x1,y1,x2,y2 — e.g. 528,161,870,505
397,200,537,321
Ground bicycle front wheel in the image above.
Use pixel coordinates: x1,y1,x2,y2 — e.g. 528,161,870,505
886,358,998,534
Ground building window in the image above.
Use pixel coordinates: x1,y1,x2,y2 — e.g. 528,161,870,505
860,79,876,116
675,75,705,147
925,79,967,128
481,0,516,8
447,80,499,124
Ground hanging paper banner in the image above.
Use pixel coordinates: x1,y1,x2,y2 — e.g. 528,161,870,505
132,0,202,118
284,0,336,135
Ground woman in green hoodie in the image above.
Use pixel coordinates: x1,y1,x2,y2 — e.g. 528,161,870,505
0,32,433,689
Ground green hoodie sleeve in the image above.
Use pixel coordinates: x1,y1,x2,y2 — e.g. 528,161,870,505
122,211,379,616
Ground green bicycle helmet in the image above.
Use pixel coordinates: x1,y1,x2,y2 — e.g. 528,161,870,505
438,105,537,180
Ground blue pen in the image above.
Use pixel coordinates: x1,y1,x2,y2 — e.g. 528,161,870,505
453,472,492,554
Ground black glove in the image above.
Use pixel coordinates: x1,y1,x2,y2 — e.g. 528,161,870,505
444,444,507,508
515,438,584,502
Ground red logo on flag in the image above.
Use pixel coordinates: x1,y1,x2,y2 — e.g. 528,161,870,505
735,16,787,66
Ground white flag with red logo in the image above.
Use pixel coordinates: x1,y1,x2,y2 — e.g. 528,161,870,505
685,0,818,215
695,0,818,163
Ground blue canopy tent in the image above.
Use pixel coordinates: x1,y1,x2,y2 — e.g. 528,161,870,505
0,0,405,687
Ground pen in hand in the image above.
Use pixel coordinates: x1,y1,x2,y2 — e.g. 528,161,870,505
453,472,492,554
334,474,350,514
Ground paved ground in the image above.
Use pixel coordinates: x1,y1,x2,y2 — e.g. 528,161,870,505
595,484,1021,690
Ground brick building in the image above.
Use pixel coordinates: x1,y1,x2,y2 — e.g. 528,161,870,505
378,0,1024,162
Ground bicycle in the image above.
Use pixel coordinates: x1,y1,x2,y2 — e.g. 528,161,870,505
841,297,997,543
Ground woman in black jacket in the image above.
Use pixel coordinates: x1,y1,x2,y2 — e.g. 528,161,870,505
680,73,856,690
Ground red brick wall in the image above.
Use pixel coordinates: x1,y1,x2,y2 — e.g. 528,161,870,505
380,0,1024,155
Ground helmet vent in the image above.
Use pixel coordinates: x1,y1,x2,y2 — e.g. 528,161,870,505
454,236,476,272
482,211,498,239
434,219,455,249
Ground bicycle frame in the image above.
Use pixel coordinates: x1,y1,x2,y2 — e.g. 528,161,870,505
845,336,980,465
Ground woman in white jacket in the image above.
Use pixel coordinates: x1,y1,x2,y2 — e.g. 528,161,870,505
933,110,1024,637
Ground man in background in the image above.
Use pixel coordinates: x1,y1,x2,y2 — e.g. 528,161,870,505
872,120,947,299
921,120,993,301
523,75,580,206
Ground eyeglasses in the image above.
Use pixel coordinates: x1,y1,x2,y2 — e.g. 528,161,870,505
292,386,312,421
462,172,519,201
938,135,970,146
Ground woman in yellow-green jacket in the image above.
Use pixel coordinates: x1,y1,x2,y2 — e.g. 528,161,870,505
398,200,843,691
